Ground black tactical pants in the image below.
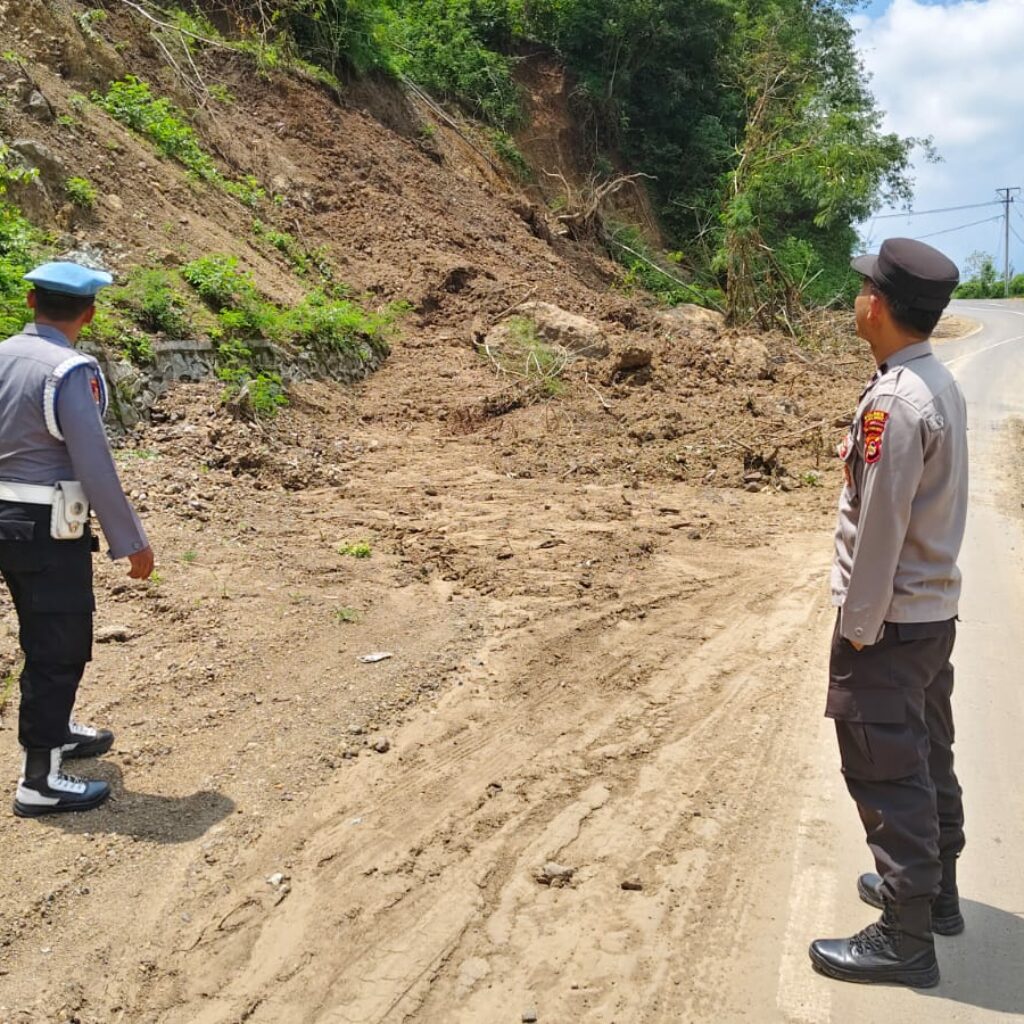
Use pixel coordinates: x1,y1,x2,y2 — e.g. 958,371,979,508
0,500,94,750
827,614,964,903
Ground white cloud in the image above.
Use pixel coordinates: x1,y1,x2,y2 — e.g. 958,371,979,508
852,0,1024,272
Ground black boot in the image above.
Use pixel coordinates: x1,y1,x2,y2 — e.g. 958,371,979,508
13,748,110,817
809,899,939,987
61,719,115,759
858,865,964,936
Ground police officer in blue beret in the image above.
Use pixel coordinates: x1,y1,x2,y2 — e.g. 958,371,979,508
0,261,155,816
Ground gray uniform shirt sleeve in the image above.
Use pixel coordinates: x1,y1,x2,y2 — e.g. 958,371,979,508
55,365,149,560
840,394,924,644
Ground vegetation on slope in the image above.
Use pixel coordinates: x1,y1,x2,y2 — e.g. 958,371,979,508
209,0,922,325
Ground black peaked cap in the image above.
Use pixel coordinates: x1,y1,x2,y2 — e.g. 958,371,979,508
851,237,960,311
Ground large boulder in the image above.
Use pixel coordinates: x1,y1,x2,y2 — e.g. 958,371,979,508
513,301,610,358
10,139,66,192
658,303,725,336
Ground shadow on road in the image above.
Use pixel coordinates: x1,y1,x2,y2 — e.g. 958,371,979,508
33,761,235,842
916,898,1024,1013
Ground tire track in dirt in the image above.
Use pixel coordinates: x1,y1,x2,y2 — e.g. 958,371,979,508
112,530,831,1023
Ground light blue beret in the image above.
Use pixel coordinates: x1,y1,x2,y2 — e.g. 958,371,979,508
24,261,114,297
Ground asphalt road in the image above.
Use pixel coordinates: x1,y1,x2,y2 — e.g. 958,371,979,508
768,299,1024,1023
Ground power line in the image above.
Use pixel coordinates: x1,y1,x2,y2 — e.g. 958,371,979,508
910,215,1003,242
874,200,1003,220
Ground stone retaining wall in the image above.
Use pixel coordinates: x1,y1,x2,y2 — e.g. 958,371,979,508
80,337,385,429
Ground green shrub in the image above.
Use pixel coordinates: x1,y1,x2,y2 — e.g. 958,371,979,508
252,218,326,275
80,305,154,364
0,144,41,337
182,254,255,308
287,289,398,358
489,129,531,180
215,335,288,416
94,77,268,209
115,268,192,336
65,176,98,209
221,174,265,208
94,77,218,180
486,316,566,397
208,84,236,105
606,222,723,309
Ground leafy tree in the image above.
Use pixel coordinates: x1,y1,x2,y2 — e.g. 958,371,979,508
955,251,1004,298
718,0,921,324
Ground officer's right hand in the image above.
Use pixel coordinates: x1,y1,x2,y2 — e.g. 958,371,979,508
127,545,155,580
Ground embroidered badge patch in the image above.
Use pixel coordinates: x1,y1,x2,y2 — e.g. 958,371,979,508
89,375,101,404
862,409,889,464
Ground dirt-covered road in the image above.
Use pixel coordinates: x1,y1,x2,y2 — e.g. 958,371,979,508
2,305,1021,1022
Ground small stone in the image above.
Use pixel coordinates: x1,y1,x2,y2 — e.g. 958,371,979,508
266,872,288,888
621,878,644,891
371,735,391,754
522,1011,538,1023
535,862,575,887
26,90,53,121
96,625,132,643
744,482,761,493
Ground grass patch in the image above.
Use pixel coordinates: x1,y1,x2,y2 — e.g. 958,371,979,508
335,607,360,624
252,218,330,277
338,540,372,559
485,316,567,398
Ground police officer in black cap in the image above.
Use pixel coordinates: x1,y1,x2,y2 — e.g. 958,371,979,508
0,262,154,817
809,238,967,987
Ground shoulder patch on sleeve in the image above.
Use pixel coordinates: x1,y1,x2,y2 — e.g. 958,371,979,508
862,409,889,464
43,355,109,440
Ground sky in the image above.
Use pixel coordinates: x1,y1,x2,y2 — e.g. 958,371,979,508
850,0,1024,282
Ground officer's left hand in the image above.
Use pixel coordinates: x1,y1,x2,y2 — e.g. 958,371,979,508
127,545,155,580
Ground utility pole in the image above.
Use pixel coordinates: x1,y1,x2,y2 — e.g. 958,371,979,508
997,187,1021,296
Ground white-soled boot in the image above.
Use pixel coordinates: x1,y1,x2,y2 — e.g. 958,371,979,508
61,719,115,759
14,748,110,817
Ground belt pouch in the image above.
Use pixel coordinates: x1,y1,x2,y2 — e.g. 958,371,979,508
51,481,89,540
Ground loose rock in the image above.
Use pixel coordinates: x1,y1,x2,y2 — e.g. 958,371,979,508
534,862,575,887
96,625,132,643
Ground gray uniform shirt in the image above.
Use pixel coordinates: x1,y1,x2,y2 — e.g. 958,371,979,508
831,340,968,645
0,323,148,559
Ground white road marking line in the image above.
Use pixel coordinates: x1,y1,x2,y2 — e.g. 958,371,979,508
942,332,1024,369
956,303,1024,319
776,818,834,1024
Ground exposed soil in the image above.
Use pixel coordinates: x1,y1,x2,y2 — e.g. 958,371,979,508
0,4,970,1021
